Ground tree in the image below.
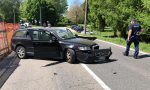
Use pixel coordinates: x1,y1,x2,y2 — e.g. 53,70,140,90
0,0,21,23
138,0,150,33
67,5,84,24
20,0,67,25
88,0,149,38
47,0,68,15
88,0,107,32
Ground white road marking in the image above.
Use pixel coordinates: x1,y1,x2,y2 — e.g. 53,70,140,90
97,39,149,54
81,64,111,90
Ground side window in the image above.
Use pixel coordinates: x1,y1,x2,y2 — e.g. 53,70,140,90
32,30,51,41
14,31,27,38
32,31,39,40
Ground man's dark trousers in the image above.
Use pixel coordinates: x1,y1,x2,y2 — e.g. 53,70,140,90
125,37,139,58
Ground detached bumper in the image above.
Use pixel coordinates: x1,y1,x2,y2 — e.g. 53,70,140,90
76,48,112,63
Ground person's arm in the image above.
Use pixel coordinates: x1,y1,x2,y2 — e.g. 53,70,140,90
138,29,144,35
127,29,132,41
137,26,144,35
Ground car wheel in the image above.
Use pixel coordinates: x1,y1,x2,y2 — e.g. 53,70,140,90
66,49,76,64
16,46,26,59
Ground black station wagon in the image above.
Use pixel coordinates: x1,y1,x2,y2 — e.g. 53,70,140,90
11,28,112,63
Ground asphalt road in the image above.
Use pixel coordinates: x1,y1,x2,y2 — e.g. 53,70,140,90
1,59,103,90
1,27,150,90
87,39,150,90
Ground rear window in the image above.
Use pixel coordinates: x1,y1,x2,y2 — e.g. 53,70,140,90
14,30,27,37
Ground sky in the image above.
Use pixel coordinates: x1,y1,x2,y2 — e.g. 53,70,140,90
67,0,85,9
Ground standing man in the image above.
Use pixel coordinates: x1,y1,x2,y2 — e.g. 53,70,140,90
124,19,143,59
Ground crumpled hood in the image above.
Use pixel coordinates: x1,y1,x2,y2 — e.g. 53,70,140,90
64,38,96,46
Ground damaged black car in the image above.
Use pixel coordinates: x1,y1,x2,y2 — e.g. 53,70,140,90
11,28,112,63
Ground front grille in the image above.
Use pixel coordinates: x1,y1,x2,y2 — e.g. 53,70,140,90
95,49,111,57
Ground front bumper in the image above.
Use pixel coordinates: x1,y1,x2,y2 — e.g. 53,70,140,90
76,48,112,63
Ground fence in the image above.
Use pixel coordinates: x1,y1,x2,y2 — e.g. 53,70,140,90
0,22,20,58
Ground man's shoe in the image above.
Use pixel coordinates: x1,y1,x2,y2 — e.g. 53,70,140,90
134,56,139,59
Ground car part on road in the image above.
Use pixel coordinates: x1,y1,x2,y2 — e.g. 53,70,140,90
16,46,26,59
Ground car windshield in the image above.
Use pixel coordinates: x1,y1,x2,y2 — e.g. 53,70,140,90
55,29,76,40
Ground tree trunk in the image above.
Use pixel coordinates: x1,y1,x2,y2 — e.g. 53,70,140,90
98,15,106,32
120,29,127,39
114,28,117,37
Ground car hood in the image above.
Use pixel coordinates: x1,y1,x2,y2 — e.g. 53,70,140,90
64,38,96,46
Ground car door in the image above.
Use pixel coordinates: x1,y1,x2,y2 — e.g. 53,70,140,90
31,30,60,58
12,30,33,53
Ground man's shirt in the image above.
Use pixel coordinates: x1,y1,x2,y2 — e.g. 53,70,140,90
129,23,141,37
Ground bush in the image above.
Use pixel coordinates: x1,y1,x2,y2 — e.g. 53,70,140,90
140,34,150,43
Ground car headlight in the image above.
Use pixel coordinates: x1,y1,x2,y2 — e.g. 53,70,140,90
78,46,91,50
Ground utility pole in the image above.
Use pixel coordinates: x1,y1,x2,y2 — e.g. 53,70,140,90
13,3,16,30
84,0,88,34
40,6,42,26
13,9,16,25
38,0,42,26
13,3,16,25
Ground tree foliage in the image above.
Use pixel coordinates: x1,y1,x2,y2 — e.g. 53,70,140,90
0,0,21,23
88,0,150,38
20,0,67,25
67,5,84,24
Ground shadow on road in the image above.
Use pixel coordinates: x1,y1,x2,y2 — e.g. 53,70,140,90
139,54,150,59
0,54,20,89
42,59,117,67
98,59,117,64
84,59,118,64
26,56,66,67
42,60,65,67
128,54,150,59
27,56,117,65
27,56,62,61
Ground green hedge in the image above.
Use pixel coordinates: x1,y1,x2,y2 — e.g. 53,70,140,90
140,34,150,43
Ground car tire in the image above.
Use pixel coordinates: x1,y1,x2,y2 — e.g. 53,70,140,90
16,46,26,59
66,49,76,64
